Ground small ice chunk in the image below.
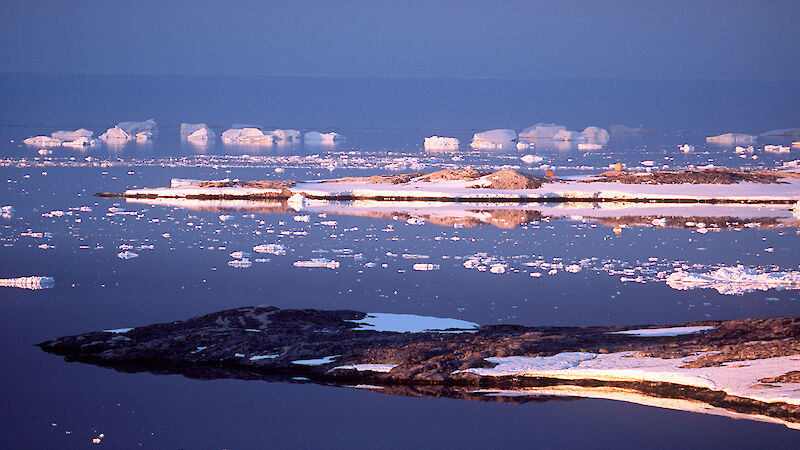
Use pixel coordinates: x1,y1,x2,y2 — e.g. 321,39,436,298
679,144,694,153
577,143,602,150
181,123,216,142
287,193,306,211
227,259,252,268
565,264,582,273
253,244,286,255
521,154,543,164
117,251,139,259
293,258,340,269
424,136,459,150
230,251,251,259
413,263,440,271
764,145,790,153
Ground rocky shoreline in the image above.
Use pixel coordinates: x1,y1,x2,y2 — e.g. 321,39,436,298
39,306,800,427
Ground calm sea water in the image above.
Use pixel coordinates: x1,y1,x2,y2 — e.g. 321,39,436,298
1,75,799,448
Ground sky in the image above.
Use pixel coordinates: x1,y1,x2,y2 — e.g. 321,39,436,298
1,0,799,80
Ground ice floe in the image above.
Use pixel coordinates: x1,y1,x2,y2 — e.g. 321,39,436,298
424,136,459,150
667,266,800,295
293,258,340,269
346,313,479,333
0,276,54,290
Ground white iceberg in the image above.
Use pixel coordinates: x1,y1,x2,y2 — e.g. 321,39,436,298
424,136,459,150
118,119,157,138
293,258,340,269
270,129,301,141
764,145,790,153
99,126,131,141
519,123,566,139
521,154,543,164
60,136,98,148
666,266,800,295
470,129,517,149
253,244,286,255
51,128,93,140
577,143,603,150
581,126,610,144
221,127,275,144
706,133,757,145
117,251,139,259
180,123,216,142
304,131,344,143
23,136,63,147
552,130,582,141
0,276,54,290
679,144,694,152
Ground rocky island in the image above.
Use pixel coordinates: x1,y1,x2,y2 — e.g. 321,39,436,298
39,306,800,429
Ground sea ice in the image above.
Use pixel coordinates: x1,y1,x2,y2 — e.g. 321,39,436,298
667,266,800,295
424,136,459,150
521,154,543,164
706,133,757,145
519,123,566,139
293,258,340,269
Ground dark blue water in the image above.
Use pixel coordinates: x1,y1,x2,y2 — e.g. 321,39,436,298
1,75,799,448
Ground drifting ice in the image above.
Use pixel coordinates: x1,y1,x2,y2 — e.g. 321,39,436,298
706,133,757,145
0,276,54,290
470,129,517,149
519,123,566,139
424,136,459,150
667,266,800,295
180,123,216,142
221,128,274,144
101,119,157,142
293,258,340,269
304,131,344,143
521,154,543,164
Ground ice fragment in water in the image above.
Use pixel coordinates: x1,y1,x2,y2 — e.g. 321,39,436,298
0,276,54,289
293,258,340,269
521,154,543,164
117,251,138,259
304,131,344,142
424,136,459,150
706,133,756,145
470,129,517,149
413,263,440,271
253,244,285,255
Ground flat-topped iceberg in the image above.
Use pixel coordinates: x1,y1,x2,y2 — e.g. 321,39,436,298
0,276,55,290
23,136,64,147
51,128,93,140
424,136,459,150
221,128,274,144
180,123,216,142
706,133,757,145
304,131,345,143
470,129,517,149
271,129,301,142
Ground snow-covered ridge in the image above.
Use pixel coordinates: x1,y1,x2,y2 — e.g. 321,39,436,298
457,351,800,407
667,266,800,295
0,276,55,290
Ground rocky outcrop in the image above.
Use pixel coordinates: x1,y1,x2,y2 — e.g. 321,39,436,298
39,306,800,426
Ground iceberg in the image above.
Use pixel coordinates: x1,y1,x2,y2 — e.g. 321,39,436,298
0,276,54,290
293,258,340,269
99,126,131,141
100,119,157,142
180,123,216,142
23,136,63,147
520,154,543,164
552,130,582,141
270,129,301,142
60,136,98,148
519,123,566,139
221,128,275,144
424,136,459,150
764,145,790,153
706,133,757,145
581,126,610,144
470,129,517,149
51,128,93,140
577,143,603,150
304,131,345,143
761,128,800,139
